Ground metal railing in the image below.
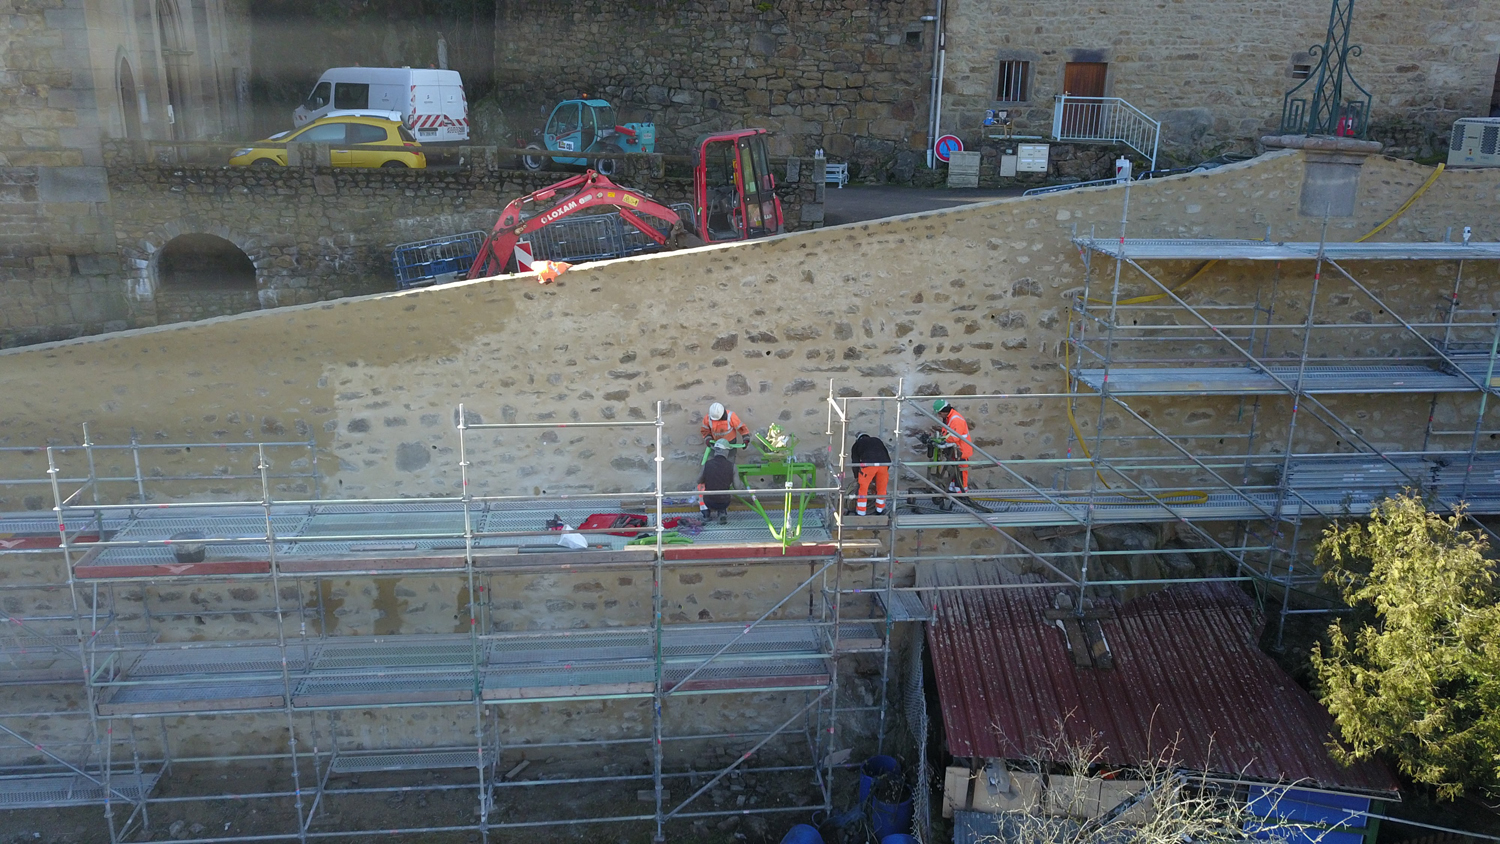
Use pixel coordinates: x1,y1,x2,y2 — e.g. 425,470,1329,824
1051,94,1160,170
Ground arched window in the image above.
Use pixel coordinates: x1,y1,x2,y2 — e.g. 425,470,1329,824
118,57,143,139
157,234,256,291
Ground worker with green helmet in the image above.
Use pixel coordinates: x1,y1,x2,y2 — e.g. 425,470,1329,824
932,399,973,493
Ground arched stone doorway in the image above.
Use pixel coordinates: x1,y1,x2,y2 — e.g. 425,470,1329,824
154,234,260,322
118,57,143,140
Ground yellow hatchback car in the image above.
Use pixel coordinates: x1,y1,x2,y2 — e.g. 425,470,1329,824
230,115,426,169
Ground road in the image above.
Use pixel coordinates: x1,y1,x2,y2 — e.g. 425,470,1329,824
821,185,1025,226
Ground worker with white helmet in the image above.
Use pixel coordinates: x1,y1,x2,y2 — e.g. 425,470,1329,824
699,401,750,456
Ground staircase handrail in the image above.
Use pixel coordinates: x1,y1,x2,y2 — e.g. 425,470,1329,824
1051,94,1160,170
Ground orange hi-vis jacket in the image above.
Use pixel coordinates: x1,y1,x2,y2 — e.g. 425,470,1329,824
944,410,974,460
701,410,750,444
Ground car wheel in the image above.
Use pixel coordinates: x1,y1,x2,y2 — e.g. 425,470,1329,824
251,158,279,168
521,143,548,171
381,160,408,169
594,143,624,177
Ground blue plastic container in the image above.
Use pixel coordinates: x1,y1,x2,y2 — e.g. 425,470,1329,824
779,824,825,844
882,835,920,844
871,798,914,839
858,754,901,802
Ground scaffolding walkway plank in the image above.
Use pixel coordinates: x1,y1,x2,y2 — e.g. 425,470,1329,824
1073,237,1500,262
895,455,1500,528
327,747,495,775
62,501,836,579
0,769,160,809
1,631,156,685
1073,363,1499,396
876,591,934,624
97,623,844,713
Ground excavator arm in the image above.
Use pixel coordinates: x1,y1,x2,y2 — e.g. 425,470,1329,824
467,170,690,280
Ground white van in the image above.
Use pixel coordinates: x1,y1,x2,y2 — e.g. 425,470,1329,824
294,68,469,143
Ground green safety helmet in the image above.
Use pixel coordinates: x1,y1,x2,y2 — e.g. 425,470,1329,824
933,399,950,414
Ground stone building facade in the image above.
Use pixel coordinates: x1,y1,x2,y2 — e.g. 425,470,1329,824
494,0,1500,175
0,0,251,346
492,0,936,173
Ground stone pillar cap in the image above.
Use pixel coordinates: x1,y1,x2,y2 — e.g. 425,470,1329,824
1260,134,1383,154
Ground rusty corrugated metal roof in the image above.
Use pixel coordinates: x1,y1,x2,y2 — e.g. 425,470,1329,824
923,563,1397,795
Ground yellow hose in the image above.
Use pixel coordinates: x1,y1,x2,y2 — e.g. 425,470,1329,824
1047,162,1446,506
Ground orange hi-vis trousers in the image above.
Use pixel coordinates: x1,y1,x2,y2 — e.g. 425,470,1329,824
856,465,889,515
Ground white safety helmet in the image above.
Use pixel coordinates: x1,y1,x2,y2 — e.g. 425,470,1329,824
712,438,731,454
709,402,726,421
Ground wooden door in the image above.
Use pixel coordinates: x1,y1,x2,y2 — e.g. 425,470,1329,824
1061,62,1108,136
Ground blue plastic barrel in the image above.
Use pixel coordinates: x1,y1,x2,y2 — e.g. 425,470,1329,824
871,798,914,839
779,824,825,844
859,754,901,802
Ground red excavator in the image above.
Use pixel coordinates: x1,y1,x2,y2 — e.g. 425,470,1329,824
464,128,784,279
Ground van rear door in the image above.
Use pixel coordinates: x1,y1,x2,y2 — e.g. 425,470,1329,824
410,79,442,140
439,82,468,141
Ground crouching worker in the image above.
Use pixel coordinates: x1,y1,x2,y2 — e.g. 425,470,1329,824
851,432,891,516
698,439,736,524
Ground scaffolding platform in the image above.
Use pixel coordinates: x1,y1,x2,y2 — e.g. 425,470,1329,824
894,456,1500,529
327,747,495,775
876,591,934,624
896,489,1281,528
0,768,160,809
1073,237,1500,262
96,622,845,714
65,502,838,580
1073,362,1500,396
1,630,155,685
1285,452,1500,505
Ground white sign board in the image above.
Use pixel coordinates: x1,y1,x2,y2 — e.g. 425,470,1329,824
946,151,981,188
1017,143,1050,173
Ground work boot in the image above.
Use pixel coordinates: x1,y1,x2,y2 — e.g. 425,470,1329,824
719,515,728,525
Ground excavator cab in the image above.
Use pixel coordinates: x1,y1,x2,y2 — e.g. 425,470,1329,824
692,129,784,244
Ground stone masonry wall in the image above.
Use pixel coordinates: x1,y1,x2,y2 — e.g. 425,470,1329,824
938,0,1500,166
492,0,1499,182
493,0,934,177
3,151,1500,760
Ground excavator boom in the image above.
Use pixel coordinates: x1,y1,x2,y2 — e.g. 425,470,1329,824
466,170,687,279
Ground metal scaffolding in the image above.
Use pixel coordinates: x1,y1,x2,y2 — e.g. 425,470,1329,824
0,404,900,843
1,206,1497,842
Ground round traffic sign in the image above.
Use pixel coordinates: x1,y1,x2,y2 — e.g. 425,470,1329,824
934,134,964,163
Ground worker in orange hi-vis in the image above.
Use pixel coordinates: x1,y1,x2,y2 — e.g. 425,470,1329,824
932,399,974,493
850,432,891,516
700,402,750,455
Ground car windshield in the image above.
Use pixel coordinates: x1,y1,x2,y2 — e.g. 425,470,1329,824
397,125,416,143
